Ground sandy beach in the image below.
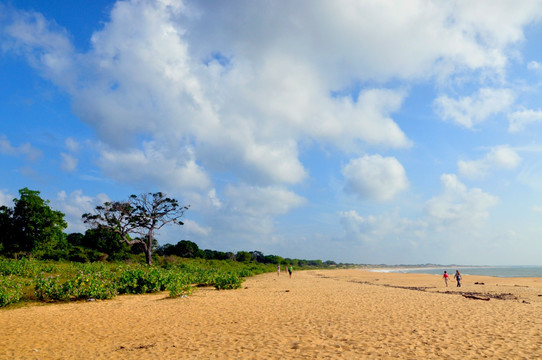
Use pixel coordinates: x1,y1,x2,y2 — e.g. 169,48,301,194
1,269,541,359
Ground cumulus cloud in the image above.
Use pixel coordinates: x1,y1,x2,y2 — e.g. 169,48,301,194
425,174,499,228
188,184,306,249
97,141,211,191
183,219,211,237
54,190,110,233
508,109,542,132
0,134,42,161
458,145,521,179
434,88,515,128
3,0,540,191
223,184,306,217
342,155,409,202
339,210,427,244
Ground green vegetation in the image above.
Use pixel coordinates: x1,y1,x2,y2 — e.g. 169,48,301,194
0,257,285,307
0,187,342,308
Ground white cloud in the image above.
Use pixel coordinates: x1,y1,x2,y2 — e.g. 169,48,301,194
0,134,42,161
342,155,409,202
508,109,542,132
527,61,542,70
54,190,110,233
339,210,427,244
97,141,211,191
187,184,306,250
434,88,515,128
4,0,541,191
65,137,80,152
183,219,211,237
458,145,521,179
0,190,14,207
60,153,78,172
223,184,306,217
425,174,499,228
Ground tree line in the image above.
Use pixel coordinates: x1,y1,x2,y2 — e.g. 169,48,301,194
0,188,336,267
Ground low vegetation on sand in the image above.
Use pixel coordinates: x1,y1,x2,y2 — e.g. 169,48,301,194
0,257,279,307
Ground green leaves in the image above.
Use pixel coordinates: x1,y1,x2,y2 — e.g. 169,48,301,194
3,188,67,257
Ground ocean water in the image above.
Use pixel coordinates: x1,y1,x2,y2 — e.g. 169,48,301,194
371,266,542,278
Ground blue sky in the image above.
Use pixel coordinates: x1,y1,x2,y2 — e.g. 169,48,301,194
2,0,542,265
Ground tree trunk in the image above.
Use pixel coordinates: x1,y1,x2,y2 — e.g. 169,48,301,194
145,245,152,265
145,232,153,265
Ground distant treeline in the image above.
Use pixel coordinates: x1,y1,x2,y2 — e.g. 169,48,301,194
0,187,337,267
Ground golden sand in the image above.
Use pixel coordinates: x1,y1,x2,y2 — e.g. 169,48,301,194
1,269,541,359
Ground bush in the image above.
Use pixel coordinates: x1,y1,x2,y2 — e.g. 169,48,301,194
0,258,57,277
117,266,170,294
69,271,117,300
213,273,244,290
34,270,117,301
34,275,71,301
167,274,193,298
0,276,23,307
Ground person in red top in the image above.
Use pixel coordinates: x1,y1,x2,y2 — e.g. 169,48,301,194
443,271,450,287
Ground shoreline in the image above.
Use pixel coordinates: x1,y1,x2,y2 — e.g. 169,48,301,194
1,269,541,359
366,265,542,278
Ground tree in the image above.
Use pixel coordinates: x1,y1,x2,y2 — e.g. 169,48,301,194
81,227,131,261
82,192,189,265
1,188,67,258
173,240,201,258
235,251,253,262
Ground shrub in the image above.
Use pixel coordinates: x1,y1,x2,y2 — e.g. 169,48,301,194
167,274,193,298
213,273,244,290
69,271,117,300
117,266,170,294
0,276,23,307
34,275,71,301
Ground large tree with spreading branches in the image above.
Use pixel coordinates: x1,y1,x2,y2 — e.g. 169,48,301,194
82,192,189,265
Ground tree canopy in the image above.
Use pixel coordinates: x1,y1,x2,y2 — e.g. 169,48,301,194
0,187,67,258
83,192,189,265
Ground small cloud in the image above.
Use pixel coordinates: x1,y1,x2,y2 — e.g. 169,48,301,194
434,88,514,129
53,190,110,233
342,154,409,202
0,134,42,161
527,61,542,70
508,109,542,132
60,153,78,172
183,219,211,237
65,137,80,152
425,174,498,228
458,145,521,180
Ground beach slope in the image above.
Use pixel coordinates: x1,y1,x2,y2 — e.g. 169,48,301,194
1,269,541,359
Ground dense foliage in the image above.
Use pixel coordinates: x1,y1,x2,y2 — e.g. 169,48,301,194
0,188,67,259
0,258,279,307
0,187,340,308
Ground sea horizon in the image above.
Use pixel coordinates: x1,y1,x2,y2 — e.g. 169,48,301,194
369,265,542,278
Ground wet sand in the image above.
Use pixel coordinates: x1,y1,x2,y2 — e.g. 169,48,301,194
1,269,541,359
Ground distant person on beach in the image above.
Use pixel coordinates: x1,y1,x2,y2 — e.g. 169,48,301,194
454,270,462,287
277,264,280,276
443,271,449,287
288,265,293,278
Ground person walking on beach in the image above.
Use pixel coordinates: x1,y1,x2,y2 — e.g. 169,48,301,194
454,270,462,287
277,264,280,276
443,271,449,287
288,265,293,278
